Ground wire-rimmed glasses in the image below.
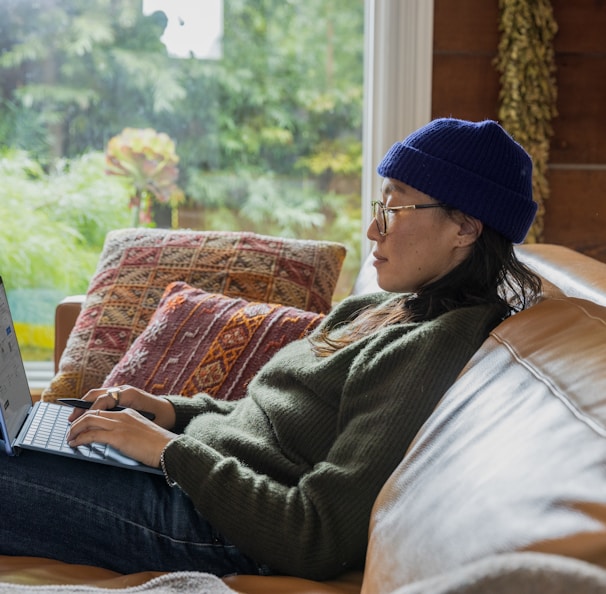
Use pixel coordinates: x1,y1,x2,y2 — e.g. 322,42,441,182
371,200,445,236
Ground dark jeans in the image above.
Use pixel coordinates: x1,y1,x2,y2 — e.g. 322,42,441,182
0,450,270,577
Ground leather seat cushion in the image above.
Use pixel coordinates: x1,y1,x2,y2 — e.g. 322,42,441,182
363,297,606,594
0,555,363,593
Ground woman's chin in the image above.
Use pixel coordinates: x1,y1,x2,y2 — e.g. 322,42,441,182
375,273,415,294
376,277,399,293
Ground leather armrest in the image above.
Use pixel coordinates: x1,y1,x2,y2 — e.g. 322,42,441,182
516,243,606,306
54,295,85,372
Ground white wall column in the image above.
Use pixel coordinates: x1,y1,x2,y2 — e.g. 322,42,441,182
361,0,434,254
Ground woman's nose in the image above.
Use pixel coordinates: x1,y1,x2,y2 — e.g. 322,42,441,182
367,216,380,242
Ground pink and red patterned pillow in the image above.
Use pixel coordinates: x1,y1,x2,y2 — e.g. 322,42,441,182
42,228,345,401
102,282,324,399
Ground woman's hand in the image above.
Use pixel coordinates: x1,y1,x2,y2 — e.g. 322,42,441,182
66,406,176,468
65,385,178,467
67,385,176,429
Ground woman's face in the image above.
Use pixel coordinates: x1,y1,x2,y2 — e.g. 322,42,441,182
367,178,480,293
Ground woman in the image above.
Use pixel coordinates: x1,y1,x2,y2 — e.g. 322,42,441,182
0,118,541,580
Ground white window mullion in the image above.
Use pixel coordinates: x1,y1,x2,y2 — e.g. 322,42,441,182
362,0,434,255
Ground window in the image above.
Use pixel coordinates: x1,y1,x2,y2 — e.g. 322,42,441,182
0,0,365,363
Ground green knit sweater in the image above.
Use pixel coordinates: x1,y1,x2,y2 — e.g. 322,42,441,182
163,292,503,580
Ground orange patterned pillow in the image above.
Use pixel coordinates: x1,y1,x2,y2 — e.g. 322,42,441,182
42,229,345,401
102,282,324,399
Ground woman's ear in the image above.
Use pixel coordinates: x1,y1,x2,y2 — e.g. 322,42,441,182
456,213,483,247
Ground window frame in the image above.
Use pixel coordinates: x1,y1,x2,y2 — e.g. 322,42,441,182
362,0,434,257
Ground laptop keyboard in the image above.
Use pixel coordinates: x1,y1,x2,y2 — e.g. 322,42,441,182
21,401,109,459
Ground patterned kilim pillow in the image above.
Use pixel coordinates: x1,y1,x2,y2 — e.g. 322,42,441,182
42,228,345,401
102,282,324,399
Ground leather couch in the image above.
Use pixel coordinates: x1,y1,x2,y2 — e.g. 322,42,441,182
2,243,606,593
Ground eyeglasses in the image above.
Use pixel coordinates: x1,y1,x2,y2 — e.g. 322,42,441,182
371,200,445,236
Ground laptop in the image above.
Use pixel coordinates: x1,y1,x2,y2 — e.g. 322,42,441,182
0,276,161,475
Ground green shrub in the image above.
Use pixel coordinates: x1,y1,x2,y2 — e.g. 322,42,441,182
0,150,132,358
0,150,131,294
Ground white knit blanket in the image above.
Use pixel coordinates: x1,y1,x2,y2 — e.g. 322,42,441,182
0,573,235,594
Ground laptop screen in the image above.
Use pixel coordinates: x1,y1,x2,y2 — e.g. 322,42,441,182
0,277,33,453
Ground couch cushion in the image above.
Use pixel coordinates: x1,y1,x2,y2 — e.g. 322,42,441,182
0,555,363,593
42,229,345,401
102,282,323,399
362,296,606,594
517,243,606,305
375,553,606,594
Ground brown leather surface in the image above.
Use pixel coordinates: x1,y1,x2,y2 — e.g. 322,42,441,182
0,555,362,593
0,555,163,588
362,296,606,594
517,243,606,305
54,295,85,372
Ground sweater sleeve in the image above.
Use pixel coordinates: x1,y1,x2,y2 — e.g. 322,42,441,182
161,304,502,580
165,394,241,433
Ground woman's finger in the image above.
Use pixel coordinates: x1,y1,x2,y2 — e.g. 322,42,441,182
67,408,109,442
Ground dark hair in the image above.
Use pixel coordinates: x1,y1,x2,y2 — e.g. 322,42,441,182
310,223,542,357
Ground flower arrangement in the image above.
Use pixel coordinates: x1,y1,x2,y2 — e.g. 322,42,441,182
105,128,185,227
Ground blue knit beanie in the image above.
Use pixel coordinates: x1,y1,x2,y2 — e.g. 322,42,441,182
377,118,537,243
